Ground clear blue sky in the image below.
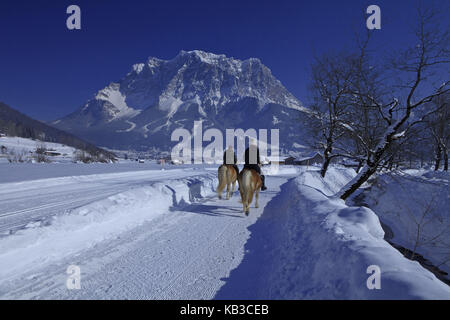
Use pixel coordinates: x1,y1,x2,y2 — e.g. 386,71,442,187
0,0,447,120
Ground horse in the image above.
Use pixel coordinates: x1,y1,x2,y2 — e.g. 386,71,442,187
217,164,238,200
237,168,262,216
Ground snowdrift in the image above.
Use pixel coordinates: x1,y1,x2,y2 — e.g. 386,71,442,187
359,170,450,279
216,167,450,299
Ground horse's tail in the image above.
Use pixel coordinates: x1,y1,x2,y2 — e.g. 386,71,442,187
217,165,227,198
228,165,238,183
241,170,254,205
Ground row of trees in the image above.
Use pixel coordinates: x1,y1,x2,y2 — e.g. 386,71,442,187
304,5,449,200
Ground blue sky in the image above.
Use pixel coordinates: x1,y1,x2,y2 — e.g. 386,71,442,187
0,0,447,120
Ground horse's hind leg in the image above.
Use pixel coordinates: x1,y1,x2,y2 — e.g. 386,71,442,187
255,189,260,208
238,180,243,204
226,182,231,200
242,200,247,214
245,203,250,216
244,190,251,216
217,180,224,200
240,189,247,213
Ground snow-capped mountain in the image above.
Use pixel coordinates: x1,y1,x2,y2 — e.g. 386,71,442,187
53,50,308,152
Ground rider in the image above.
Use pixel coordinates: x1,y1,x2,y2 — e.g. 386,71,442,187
243,140,267,191
223,146,239,177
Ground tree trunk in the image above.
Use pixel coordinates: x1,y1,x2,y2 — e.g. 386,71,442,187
356,160,363,173
444,146,448,171
434,144,442,171
339,164,378,200
338,123,400,200
320,156,331,178
320,143,332,178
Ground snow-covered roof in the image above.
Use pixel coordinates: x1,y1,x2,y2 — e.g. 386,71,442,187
264,156,283,161
294,152,322,162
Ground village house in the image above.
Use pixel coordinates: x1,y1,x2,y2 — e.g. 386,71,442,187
284,152,323,166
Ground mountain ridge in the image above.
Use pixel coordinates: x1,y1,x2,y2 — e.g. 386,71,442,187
0,102,116,161
53,50,308,152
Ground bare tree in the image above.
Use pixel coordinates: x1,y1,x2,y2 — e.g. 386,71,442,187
7,149,27,163
73,150,93,163
425,93,449,171
305,53,357,177
338,6,449,200
34,144,50,163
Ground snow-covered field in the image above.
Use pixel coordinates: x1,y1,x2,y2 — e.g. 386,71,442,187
0,136,77,164
0,163,448,299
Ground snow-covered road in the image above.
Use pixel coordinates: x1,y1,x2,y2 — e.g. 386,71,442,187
0,165,295,299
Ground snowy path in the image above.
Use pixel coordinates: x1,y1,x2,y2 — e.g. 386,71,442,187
0,168,293,299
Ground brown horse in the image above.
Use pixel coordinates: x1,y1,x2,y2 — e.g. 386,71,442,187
217,164,238,200
238,168,262,216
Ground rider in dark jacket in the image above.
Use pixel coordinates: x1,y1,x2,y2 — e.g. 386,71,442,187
243,143,267,190
223,146,239,177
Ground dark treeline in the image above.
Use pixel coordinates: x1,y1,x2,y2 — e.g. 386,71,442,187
0,102,116,162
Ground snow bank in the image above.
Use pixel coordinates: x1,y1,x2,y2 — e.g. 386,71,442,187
216,167,450,299
0,173,217,283
296,166,356,196
359,170,450,277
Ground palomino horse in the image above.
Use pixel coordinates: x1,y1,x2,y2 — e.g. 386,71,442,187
238,168,262,216
217,165,238,200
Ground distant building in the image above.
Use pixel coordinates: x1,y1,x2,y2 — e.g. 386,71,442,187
296,152,323,165
43,151,61,157
341,158,361,168
284,152,323,166
284,156,296,165
263,156,285,165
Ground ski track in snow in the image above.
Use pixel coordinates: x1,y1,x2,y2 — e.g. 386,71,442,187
0,169,201,236
0,166,294,299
